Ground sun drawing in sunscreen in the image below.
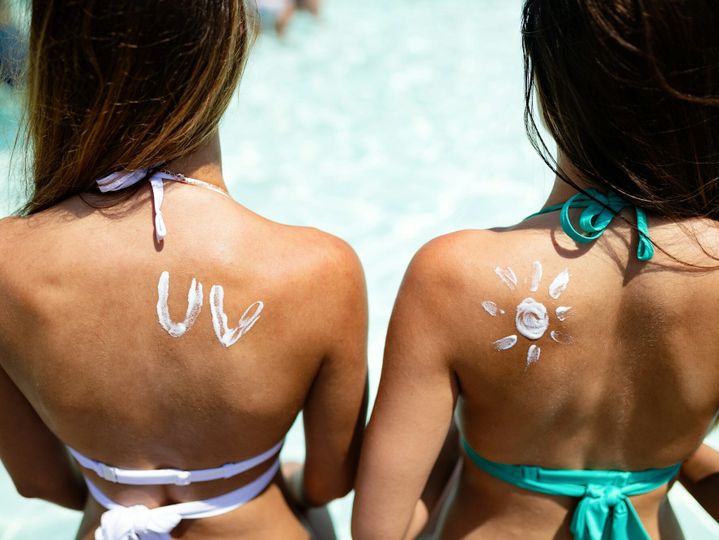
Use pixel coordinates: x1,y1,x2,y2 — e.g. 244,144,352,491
485,263,573,368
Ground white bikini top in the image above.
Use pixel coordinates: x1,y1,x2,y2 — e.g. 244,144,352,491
81,169,280,539
67,440,284,486
96,168,230,243
71,441,284,540
89,169,275,488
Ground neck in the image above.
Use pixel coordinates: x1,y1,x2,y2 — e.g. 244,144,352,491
165,132,227,192
542,151,591,208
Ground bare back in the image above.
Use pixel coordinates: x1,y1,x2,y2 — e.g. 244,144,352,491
456,214,719,469
0,182,368,539
354,207,719,539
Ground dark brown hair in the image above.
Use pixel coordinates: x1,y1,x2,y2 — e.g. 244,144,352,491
522,0,719,219
23,0,256,215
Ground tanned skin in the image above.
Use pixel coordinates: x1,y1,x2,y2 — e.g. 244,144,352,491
0,132,368,539
353,155,719,540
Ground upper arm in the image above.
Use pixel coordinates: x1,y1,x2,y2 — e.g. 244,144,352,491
0,364,80,503
0,343,87,509
352,236,462,540
301,236,369,505
679,443,719,522
0,226,86,509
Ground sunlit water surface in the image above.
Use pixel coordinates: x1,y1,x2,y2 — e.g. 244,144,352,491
0,1,717,538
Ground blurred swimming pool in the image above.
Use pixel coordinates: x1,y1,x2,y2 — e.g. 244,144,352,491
0,1,717,538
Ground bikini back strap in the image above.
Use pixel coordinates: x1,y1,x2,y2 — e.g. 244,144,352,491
68,440,283,486
88,457,280,540
462,438,680,540
527,188,654,262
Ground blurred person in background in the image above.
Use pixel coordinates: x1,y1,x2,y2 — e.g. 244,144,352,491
0,1,367,539
353,0,719,539
256,0,321,36
0,0,25,85
256,0,295,35
296,0,320,16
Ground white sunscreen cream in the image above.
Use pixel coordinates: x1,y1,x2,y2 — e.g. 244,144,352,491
156,271,203,338
487,263,575,366
482,301,504,317
549,269,570,299
210,285,264,348
494,266,518,291
515,297,549,340
550,330,574,344
494,335,518,351
529,261,543,292
527,344,541,367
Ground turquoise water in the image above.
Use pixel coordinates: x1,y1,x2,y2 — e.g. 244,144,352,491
0,1,717,538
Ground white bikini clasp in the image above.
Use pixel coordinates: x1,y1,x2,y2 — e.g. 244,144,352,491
67,440,284,486
68,440,283,540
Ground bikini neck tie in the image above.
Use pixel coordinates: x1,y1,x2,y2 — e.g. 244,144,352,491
529,188,654,261
96,169,228,243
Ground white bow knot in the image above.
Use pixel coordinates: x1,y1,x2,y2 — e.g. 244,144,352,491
95,504,182,540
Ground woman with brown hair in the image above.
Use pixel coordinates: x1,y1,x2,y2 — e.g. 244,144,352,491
353,1,719,539
0,1,367,539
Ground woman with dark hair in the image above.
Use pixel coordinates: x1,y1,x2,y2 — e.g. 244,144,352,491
353,1,719,539
0,1,367,539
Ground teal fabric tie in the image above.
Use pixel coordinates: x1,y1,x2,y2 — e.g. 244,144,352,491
462,438,680,540
527,189,654,261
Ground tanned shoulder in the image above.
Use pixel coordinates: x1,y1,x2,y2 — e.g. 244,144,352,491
403,230,501,302
293,226,366,295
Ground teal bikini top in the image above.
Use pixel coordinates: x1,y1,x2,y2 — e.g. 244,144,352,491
464,191,667,539
526,188,654,261
462,438,680,540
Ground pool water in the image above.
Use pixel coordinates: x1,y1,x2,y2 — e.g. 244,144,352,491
0,1,717,538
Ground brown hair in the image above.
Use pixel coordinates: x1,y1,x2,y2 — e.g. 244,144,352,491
23,0,256,215
522,0,719,219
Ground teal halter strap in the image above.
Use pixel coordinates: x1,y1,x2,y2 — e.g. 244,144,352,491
462,438,680,540
527,189,654,261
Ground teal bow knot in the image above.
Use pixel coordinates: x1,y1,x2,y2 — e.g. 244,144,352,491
528,188,655,261
461,438,681,540
585,485,624,509
571,485,634,540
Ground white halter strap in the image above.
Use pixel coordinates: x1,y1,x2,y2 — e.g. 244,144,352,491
95,169,228,243
88,458,280,540
68,440,283,486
